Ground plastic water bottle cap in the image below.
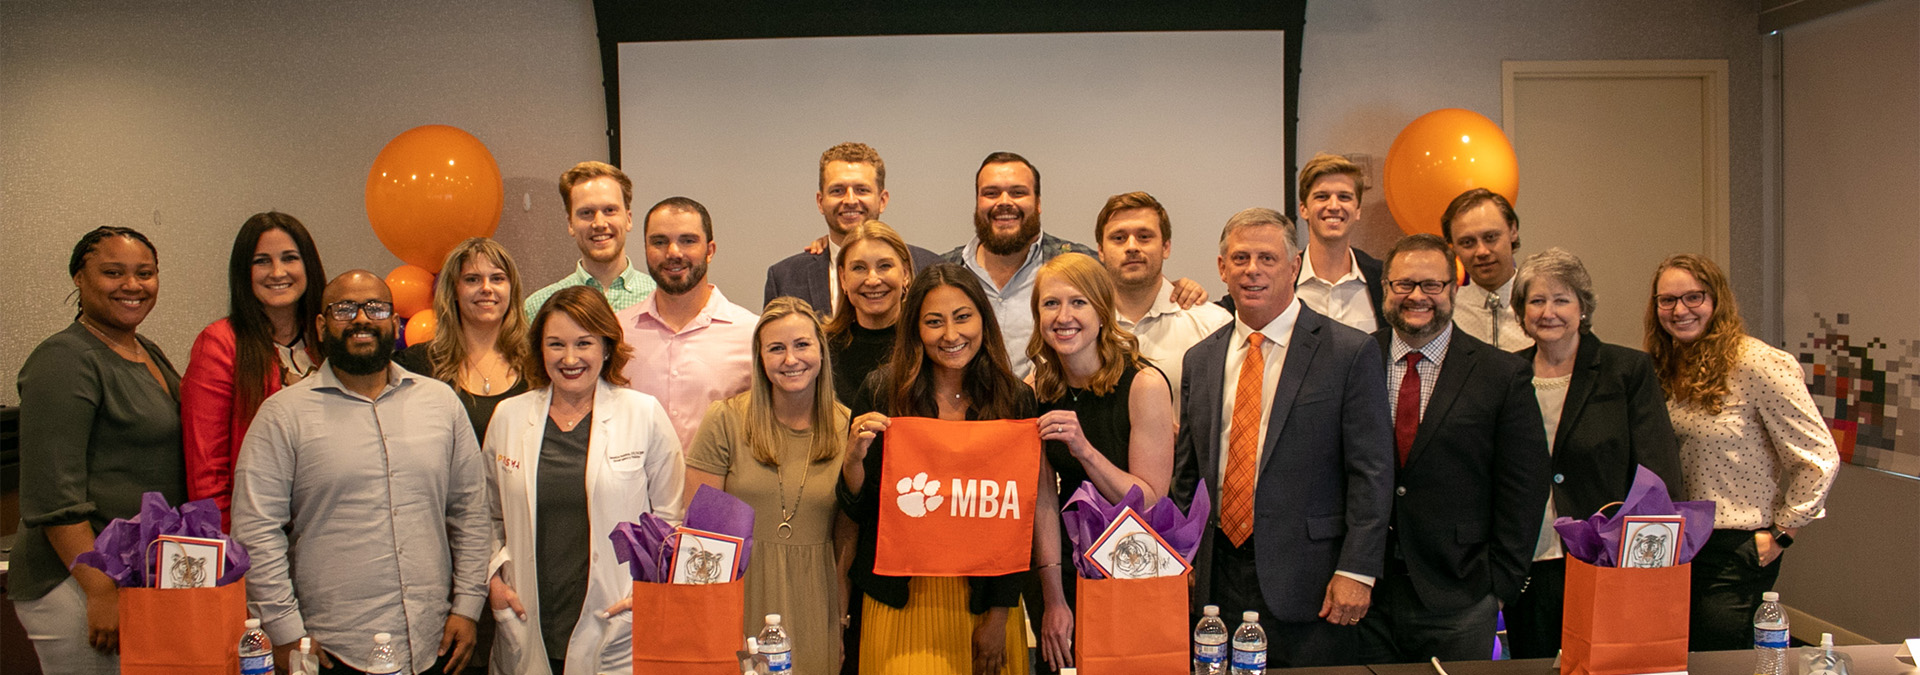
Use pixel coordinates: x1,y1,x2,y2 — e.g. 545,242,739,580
245,618,261,628
1821,633,1835,648
1762,592,1780,602
1242,611,1260,623
1202,605,1220,616
374,632,392,644
766,614,782,625
747,637,758,651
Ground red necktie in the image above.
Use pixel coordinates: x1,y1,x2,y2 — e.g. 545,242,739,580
1395,351,1424,467
1221,333,1265,546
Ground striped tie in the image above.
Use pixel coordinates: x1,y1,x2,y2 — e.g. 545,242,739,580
1221,333,1265,546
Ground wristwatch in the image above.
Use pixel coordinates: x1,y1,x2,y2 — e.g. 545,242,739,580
1767,526,1794,548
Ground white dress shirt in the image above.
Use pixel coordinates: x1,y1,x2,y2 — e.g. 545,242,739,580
1454,276,1533,352
1118,278,1234,416
1295,248,1378,333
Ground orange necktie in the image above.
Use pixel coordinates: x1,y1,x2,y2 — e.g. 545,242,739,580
1221,333,1265,546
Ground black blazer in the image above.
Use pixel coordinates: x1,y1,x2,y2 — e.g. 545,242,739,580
763,242,943,312
1372,327,1550,611
1516,333,1683,520
1172,305,1395,622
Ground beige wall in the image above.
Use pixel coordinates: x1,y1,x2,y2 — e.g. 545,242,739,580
1295,0,1766,335
0,1,608,404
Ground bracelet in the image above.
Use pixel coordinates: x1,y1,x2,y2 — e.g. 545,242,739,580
1035,562,1061,570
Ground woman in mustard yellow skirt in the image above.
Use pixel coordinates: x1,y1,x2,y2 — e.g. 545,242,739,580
836,265,1044,675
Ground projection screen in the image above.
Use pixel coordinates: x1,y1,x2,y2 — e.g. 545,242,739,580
618,30,1287,310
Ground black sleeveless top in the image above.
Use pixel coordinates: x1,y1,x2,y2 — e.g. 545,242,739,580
1039,364,1166,605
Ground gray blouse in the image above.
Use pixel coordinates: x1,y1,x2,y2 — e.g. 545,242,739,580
15,322,187,600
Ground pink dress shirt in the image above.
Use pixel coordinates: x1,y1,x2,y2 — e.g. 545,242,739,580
617,285,758,447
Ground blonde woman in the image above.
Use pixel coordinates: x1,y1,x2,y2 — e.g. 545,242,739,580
1025,252,1175,671
395,237,531,440
1644,254,1838,651
686,297,850,674
825,220,916,403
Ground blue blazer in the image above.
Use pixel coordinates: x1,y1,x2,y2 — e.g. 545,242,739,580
763,242,942,312
1372,326,1551,611
1171,305,1395,622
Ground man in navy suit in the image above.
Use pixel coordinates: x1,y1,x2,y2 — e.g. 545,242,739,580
1171,208,1394,667
1356,233,1550,662
762,142,940,312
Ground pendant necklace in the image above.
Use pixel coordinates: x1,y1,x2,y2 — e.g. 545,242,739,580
79,317,144,362
774,449,809,539
466,353,495,395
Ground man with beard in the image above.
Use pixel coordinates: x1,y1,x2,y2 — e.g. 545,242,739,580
233,270,491,674
618,196,757,446
763,142,942,312
943,152,1210,377
1294,153,1387,333
525,161,656,318
1095,190,1231,415
1440,188,1531,351
1357,234,1548,663
1169,208,1393,667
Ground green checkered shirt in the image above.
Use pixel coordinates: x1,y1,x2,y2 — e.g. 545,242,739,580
523,260,656,319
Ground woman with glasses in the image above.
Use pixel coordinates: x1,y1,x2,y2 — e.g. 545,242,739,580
1644,253,1838,651
182,212,327,530
1501,248,1681,658
16,227,187,674
394,238,531,441
485,286,684,675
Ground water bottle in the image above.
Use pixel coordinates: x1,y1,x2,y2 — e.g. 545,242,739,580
1230,610,1267,675
367,632,402,675
298,636,321,675
1192,605,1229,675
1753,591,1789,675
1805,633,1846,675
757,614,793,673
239,619,272,675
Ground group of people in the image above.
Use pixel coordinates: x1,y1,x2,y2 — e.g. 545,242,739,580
15,143,1840,675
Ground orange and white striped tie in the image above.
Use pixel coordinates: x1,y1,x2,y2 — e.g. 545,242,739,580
1221,333,1265,546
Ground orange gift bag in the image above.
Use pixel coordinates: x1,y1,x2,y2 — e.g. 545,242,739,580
118,579,249,675
1560,558,1691,675
875,417,1041,577
631,579,747,675
1074,574,1191,674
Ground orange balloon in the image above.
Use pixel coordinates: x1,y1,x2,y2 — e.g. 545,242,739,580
386,264,436,319
404,309,438,347
365,125,503,270
1382,109,1519,237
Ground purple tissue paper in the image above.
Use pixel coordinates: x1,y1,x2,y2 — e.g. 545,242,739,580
1061,482,1210,579
1553,465,1716,567
72,492,251,588
611,485,756,583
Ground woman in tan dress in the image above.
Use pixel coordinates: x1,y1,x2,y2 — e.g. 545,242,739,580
686,297,850,673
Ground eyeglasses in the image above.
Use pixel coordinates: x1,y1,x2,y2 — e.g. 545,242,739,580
325,300,395,322
1653,291,1709,311
1386,279,1451,295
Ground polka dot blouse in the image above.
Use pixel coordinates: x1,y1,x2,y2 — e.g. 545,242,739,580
1666,336,1840,530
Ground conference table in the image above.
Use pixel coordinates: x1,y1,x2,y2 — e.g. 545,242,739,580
1269,644,1917,675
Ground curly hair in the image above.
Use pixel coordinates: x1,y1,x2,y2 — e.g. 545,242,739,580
1644,254,1746,413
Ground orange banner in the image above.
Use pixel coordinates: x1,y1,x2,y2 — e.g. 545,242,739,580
875,417,1041,577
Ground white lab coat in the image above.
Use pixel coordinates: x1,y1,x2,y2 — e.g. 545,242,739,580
484,380,685,675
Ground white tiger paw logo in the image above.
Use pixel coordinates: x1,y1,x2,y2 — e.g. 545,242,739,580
895,472,943,517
